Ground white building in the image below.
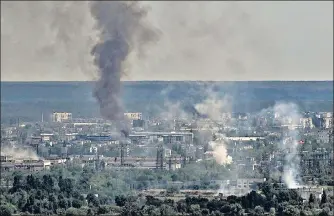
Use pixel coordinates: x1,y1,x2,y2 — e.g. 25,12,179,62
52,112,72,123
224,136,264,141
300,117,314,129
129,131,193,145
323,117,333,129
124,112,142,120
40,133,54,142
322,112,333,118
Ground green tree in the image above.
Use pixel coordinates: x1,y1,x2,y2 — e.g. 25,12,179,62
159,204,176,216
229,203,244,216
66,207,80,216
269,207,276,216
283,205,300,216
176,201,187,214
142,205,160,216
87,208,95,216
115,196,127,207
97,205,111,215
86,193,99,207
121,202,141,216
10,175,23,193
308,193,316,204
190,204,202,216
72,198,84,209
300,210,313,216
252,206,265,216
321,190,327,205
0,205,12,216
318,210,330,216
17,190,28,210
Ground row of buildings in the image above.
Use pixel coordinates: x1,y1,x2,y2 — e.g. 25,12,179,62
1,109,333,192
50,111,333,129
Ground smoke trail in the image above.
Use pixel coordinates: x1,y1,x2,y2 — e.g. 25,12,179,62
183,87,234,165
1,1,159,131
90,1,159,129
273,102,303,188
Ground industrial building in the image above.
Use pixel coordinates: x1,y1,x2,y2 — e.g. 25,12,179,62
0,156,52,172
69,155,182,171
129,131,193,145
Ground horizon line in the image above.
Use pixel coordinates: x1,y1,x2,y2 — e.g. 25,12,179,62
1,80,333,83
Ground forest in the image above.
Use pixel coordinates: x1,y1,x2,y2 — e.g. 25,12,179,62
0,163,333,216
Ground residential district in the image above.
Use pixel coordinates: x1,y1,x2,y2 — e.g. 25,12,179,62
0,111,333,215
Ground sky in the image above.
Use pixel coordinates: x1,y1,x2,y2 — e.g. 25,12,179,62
1,1,333,81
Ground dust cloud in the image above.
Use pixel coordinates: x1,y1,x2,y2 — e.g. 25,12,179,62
1,146,39,160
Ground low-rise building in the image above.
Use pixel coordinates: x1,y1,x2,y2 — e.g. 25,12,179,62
40,133,54,142
129,131,193,145
224,136,265,142
1,159,51,172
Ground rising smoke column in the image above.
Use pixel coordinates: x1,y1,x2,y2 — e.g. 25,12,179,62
273,102,303,188
90,1,159,128
196,90,233,165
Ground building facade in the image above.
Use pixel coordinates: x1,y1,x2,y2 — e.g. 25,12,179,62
124,112,142,120
52,112,72,123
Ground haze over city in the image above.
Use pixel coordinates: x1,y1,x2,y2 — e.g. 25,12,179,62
1,2,334,215
1,1,333,81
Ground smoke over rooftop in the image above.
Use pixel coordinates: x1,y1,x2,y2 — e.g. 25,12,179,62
1,146,39,161
90,1,159,124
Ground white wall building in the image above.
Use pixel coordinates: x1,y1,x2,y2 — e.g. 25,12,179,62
300,117,314,129
324,117,333,129
52,112,72,123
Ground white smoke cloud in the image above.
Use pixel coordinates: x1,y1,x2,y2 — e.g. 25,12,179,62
192,98,304,188
269,102,303,188
1,146,39,160
209,140,233,165
161,101,190,122
192,87,234,165
194,88,233,121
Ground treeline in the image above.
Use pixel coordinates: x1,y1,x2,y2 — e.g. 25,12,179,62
0,172,333,216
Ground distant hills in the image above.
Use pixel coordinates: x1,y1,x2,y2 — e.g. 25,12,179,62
1,81,333,123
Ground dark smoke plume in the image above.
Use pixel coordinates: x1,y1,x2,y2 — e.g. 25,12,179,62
90,1,159,127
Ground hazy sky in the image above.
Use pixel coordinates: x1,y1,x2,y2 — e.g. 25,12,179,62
1,1,333,81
